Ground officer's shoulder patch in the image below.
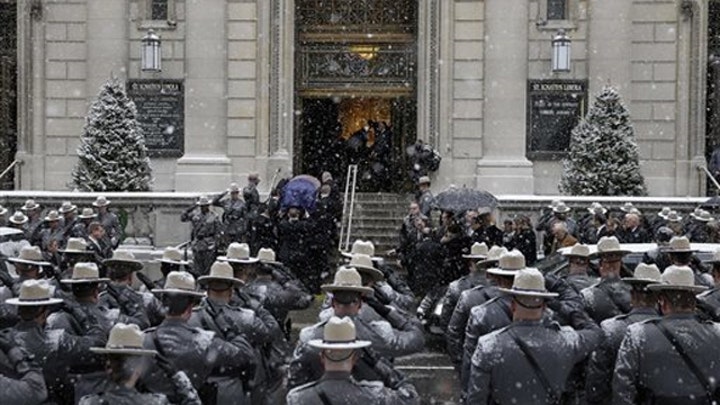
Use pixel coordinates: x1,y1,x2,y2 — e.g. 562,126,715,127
636,317,659,325
356,379,385,389
288,379,320,393
143,326,158,333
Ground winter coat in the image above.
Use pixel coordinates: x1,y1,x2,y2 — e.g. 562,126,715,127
697,287,720,322
613,314,720,404
417,190,434,218
581,277,632,324
510,229,538,264
79,384,171,405
96,210,122,248
248,214,277,255
438,271,488,330
445,285,499,368
440,234,472,285
243,184,261,217
0,366,47,405
276,218,313,267
619,226,650,244
47,300,143,336
373,281,416,313
686,221,711,243
24,217,43,247
181,209,222,252
99,283,164,329
466,316,601,405
141,318,257,404
288,309,425,389
87,236,112,263
642,248,672,271
407,237,444,296
564,273,598,294
286,371,419,405
471,225,503,248
212,196,248,241
244,277,313,324
585,307,659,405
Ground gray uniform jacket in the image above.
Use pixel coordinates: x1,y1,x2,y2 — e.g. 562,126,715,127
565,274,598,294
47,299,145,335
288,309,425,389
213,196,248,239
80,385,170,405
585,307,658,405
374,280,416,313
697,287,720,322
97,211,122,248
244,277,313,324
188,298,272,346
445,285,499,368
581,277,632,324
612,314,720,405
141,318,257,403
467,318,602,405
0,367,47,405
418,190,434,218
286,371,419,405
181,210,222,251
439,271,488,329
98,283,158,330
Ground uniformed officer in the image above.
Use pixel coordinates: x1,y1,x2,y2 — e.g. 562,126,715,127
59,237,97,278
80,323,201,405
142,271,257,404
697,248,720,321
286,316,419,405
149,246,192,290
190,261,272,405
243,173,262,219
664,235,714,287
74,208,97,239
58,201,81,245
181,195,222,276
416,176,434,219
445,245,507,370
0,329,47,404
288,267,425,389
4,279,105,404
581,236,632,323
20,199,43,246
1,246,54,328
93,195,123,249
212,182,249,245
586,263,661,405
562,243,597,293
466,268,602,404
4,211,31,257
438,242,489,329
39,210,63,261
613,265,720,404
685,209,713,242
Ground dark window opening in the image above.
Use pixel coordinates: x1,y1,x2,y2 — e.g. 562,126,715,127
151,0,168,21
547,0,567,21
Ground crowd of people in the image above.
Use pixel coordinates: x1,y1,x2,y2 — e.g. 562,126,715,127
2,174,720,403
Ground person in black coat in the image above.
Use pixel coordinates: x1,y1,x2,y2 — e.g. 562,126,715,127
248,204,277,255
277,207,318,293
509,215,537,265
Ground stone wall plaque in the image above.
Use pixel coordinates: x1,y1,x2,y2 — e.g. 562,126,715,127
526,79,588,160
127,79,184,158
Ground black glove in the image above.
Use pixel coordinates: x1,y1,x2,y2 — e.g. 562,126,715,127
0,330,16,353
365,295,392,318
374,357,406,389
372,285,393,305
156,353,176,378
0,270,14,289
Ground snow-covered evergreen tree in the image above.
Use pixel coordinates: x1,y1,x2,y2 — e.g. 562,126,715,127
72,78,152,191
559,86,646,196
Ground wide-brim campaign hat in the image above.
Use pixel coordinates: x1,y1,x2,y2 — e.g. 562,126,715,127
563,243,590,259
196,195,212,206
703,248,720,265
198,261,244,286
62,262,110,284
321,267,373,296
657,206,672,219
78,207,97,219
462,242,489,259
92,195,111,207
218,243,259,264
665,211,683,223
477,246,509,266
647,265,708,293
341,240,382,261
256,248,282,265
587,202,607,215
7,246,51,267
155,247,190,266
8,211,28,225
547,199,561,209
417,176,431,185
103,250,144,272
59,238,94,256
44,210,61,222
622,263,662,285
341,253,384,282
663,236,696,253
552,202,571,214
308,316,371,350
0,205,7,216
690,210,714,222
228,182,240,193
619,202,636,213
487,250,527,277
58,201,77,214
498,268,559,299
590,236,631,258
152,271,205,297
21,199,40,211
90,323,157,356
5,280,63,307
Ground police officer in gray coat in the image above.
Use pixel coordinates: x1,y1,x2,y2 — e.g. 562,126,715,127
467,268,602,404
438,242,489,329
181,196,222,276
286,316,419,405
585,263,661,405
212,183,249,245
580,237,632,323
0,330,47,405
697,248,720,321
93,196,123,249
613,265,720,404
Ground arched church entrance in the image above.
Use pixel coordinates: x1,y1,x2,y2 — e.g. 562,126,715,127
0,0,16,190
294,0,417,192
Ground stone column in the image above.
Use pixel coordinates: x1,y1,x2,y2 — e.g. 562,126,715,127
86,0,128,100
587,0,633,96
174,0,231,192
477,0,534,194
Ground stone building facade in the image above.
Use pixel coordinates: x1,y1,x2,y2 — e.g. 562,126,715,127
0,0,715,196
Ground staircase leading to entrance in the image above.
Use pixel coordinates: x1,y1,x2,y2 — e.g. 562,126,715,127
347,193,413,254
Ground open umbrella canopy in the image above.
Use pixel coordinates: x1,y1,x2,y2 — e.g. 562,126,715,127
281,175,321,213
433,186,498,214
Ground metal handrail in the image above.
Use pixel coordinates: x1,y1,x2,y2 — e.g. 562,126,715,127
698,165,720,191
338,165,358,252
0,160,19,182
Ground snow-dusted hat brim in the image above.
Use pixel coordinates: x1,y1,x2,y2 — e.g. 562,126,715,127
340,251,382,262
486,267,521,277
621,277,662,286
92,200,111,207
217,256,260,264
321,284,374,296
90,347,157,356
61,277,110,284
7,257,52,267
647,283,708,293
197,275,244,287
462,253,488,260
5,297,63,307
338,264,384,282
307,338,371,350
59,249,94,256
497,287,558,299
151,288,205,298
477,257,501,267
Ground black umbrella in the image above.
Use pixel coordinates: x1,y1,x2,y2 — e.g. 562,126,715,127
433,186,498,214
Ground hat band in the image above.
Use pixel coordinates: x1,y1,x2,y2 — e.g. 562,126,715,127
511,287,549,294
18,297,53,302
322,339,360,344
106,344,144,350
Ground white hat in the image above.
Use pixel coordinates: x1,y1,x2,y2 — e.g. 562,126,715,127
690,210,714,222
196,195,212,206
21,199,40,211
665,211,683,223
498,268,558,299
5,280,62,307
321,267,374,296
198,261,244,287
78,207,97,219
90,323,157,356
591,236,630,258
103,250,144,273
418,176,431,185
7,246,51,267
657,206,671,219
155,247,190,266
228,183,240,193
218,243,259,264
477,246,509,266
563,244,590,259
341,254,384,282
44,210,61,222
619,202,635,213
587,202,607,215
62,262,110,284
547,199,562,209
92,196,111,207
308,316,371,350
257,248,282,265
59,238,94,256
462,242,489,259
552,202,571,214
647,265,708,293
152,271,205,297
622,263,662,286
664,236,695,254
8,211,28,225
341,240,381,261
487,250,527,277
58,201,77,214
